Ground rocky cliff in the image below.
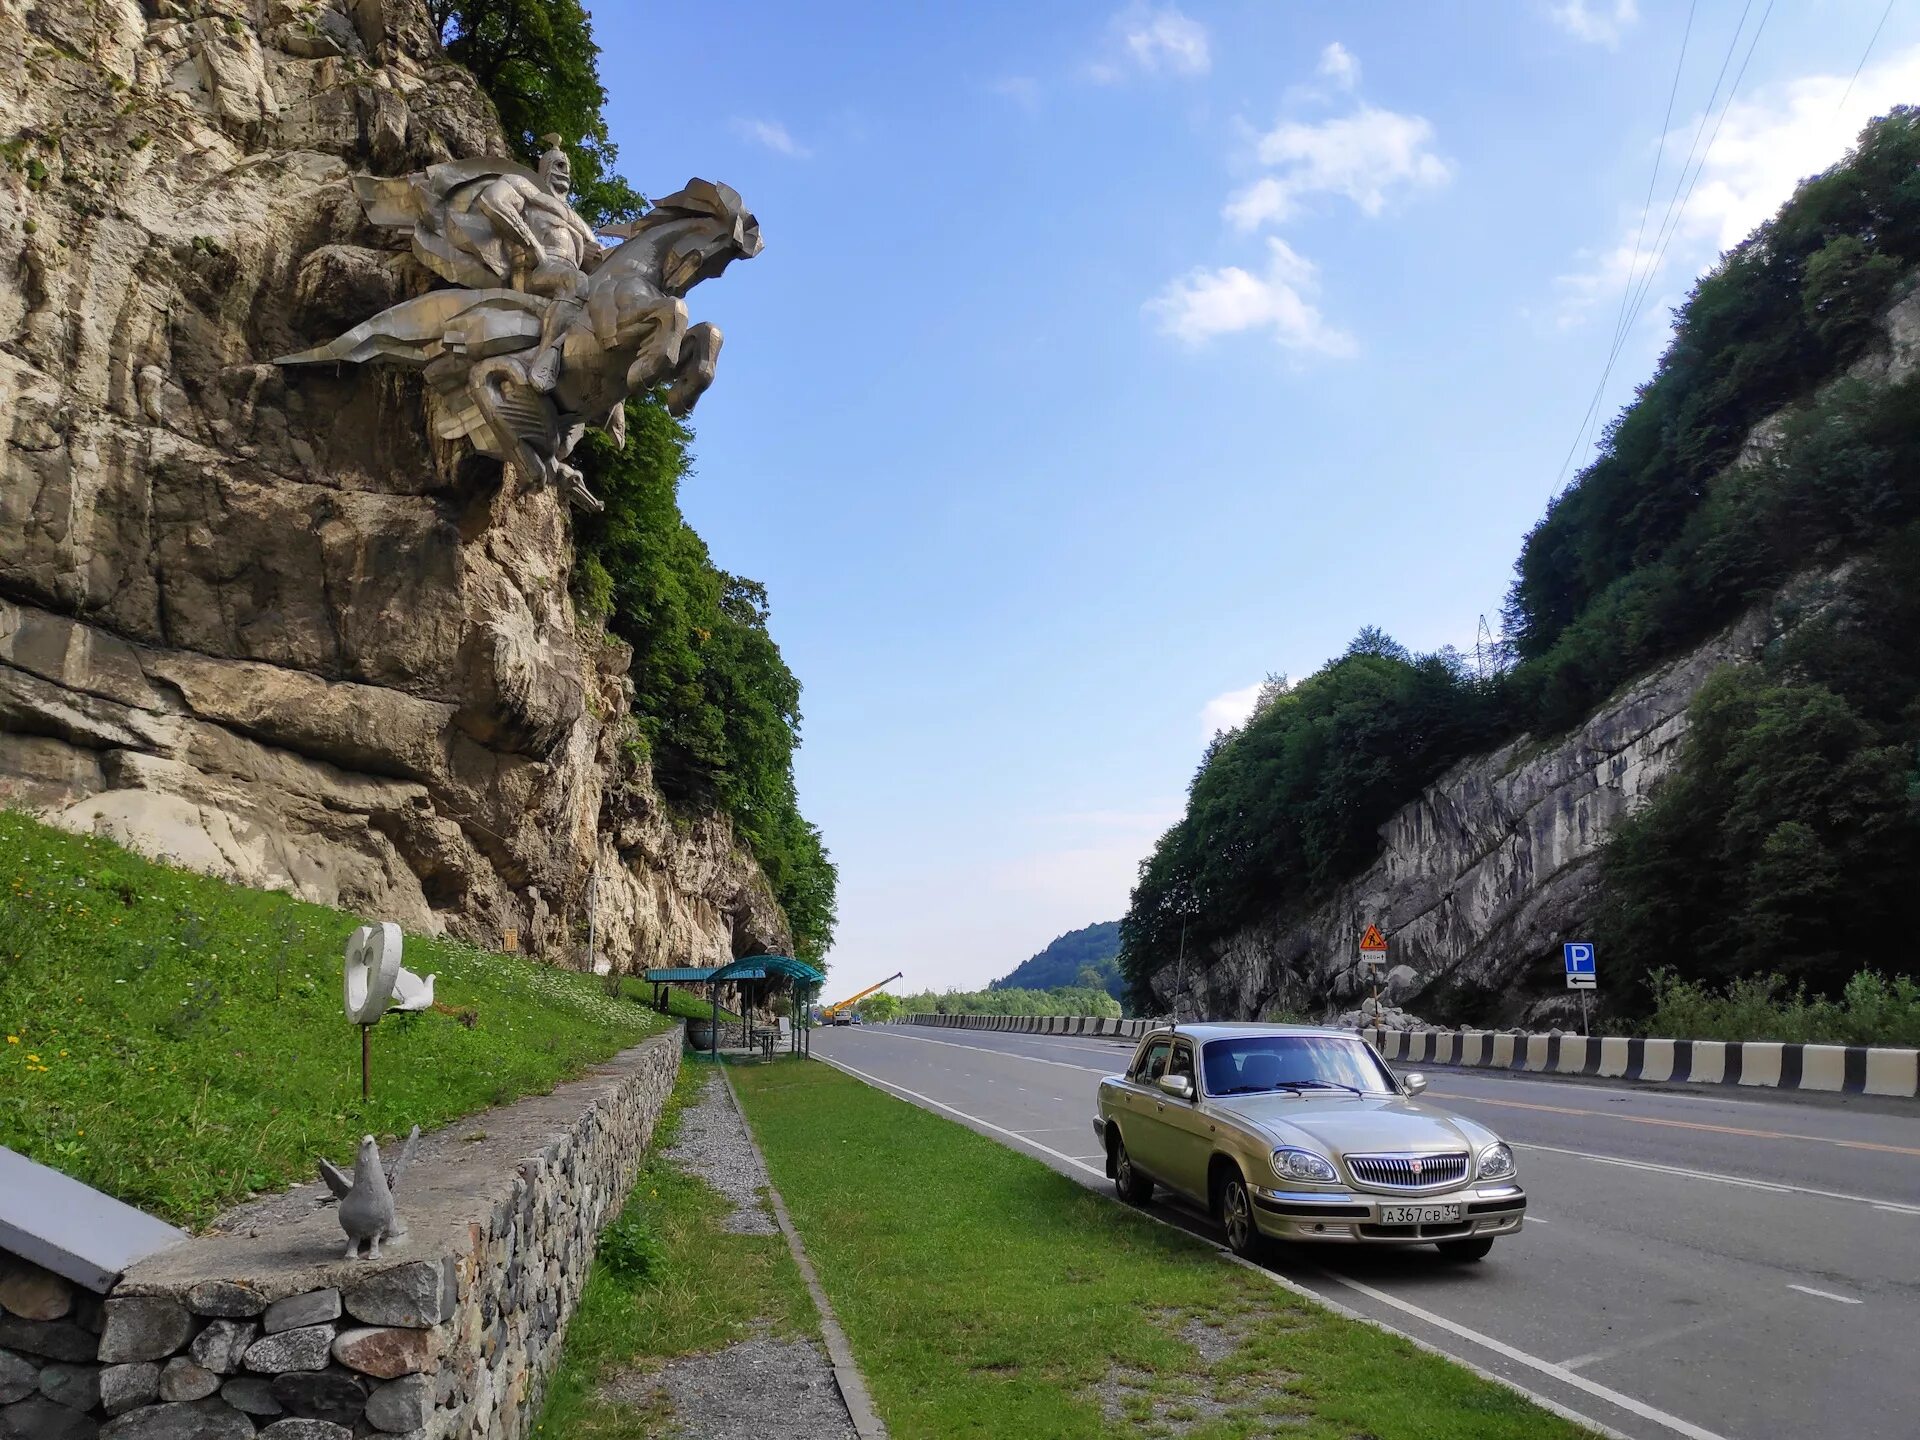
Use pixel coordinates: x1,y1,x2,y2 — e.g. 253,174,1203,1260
0,0,790,967
1153,288,1920,1028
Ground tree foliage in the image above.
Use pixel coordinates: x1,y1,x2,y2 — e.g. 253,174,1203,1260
890,985,1124,1020
429,0,644,225
571,401,837,963
989,921,1123,999
1121,110,1920,1015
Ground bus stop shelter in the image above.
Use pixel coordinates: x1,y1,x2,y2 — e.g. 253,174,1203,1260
643,955,826,1059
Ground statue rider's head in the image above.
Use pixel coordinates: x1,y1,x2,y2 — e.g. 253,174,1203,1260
537,135,573,200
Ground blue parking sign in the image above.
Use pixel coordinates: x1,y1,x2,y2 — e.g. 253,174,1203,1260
1564,942,1597,989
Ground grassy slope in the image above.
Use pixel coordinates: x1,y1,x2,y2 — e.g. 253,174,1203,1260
535,1065,815,1437
734,1061,1594,1440
0,811,668,1228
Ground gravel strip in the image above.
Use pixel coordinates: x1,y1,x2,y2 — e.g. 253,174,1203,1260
663,1072,778,1235
604,1334,856,1440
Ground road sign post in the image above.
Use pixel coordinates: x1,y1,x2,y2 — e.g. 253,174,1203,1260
1563,941,1597,1035
1359,925,1389,1018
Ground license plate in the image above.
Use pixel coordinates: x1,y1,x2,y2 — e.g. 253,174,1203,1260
1379,1204,1463,1225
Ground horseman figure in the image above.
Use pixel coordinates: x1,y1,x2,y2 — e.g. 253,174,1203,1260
277,143,762,513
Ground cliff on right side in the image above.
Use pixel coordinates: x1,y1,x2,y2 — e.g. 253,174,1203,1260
1124,109,1920,1029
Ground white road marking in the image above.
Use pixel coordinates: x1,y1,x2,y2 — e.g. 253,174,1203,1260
1786,1284,1862,1305
860,1028,1112,1074
814,1054,1105,1178
1313,1268,1733,1440
821,1050,1707,1440
1559,1315,1732,1371
1515,1141,1920,1214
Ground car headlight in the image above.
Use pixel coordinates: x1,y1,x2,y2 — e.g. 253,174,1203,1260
1478,1143,1516,1180
1271,1148,1338,1184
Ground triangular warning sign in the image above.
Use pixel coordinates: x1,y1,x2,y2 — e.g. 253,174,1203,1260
1359,924,1388,951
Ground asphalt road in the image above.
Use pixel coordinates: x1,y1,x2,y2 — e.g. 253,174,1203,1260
810,1023,1920,1440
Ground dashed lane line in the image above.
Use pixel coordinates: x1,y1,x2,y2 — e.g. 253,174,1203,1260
1786,1284,1862,1305
1514,1140,1920,1214
1434,1089,1920,1159
817,1052,1716,1440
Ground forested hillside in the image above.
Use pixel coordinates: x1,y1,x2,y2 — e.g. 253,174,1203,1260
1122,109,1920,1020
438,1,837,961
990,921,1123,999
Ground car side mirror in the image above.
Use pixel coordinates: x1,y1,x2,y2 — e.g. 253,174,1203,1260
1158,1075,1195,1101
1402,1072,1428,1097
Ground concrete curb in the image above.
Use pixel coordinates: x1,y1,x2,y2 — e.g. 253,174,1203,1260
898,1014,1920,1099
718,1066,889,1440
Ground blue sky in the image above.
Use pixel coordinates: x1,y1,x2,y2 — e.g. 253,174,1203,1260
593,1,1920,994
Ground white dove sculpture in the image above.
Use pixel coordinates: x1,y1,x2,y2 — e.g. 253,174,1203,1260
390,967,436,1012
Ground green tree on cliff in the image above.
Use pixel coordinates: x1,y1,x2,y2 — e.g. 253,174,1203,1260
429,0,645,224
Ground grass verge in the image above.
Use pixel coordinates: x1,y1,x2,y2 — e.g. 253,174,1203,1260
646,984,742,1025
0,811,669,1228
733,1059,1596,1440
534,1064,816,1437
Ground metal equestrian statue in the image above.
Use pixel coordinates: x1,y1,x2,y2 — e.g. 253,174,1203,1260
277,137,762,513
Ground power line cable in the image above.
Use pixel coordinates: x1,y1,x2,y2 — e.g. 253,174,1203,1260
1839,0,1897,112
1557,0,1775,490
1554,0,1731,491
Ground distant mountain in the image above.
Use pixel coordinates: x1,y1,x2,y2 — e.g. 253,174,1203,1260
990,921,1122,1000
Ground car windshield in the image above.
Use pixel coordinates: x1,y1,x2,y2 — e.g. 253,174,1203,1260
1201,1036,1395,1097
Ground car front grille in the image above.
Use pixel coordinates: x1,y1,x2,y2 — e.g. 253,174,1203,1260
1345,1152,1470,1192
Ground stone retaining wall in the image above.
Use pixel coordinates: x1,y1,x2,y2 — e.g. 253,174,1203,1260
0,1028,681,1440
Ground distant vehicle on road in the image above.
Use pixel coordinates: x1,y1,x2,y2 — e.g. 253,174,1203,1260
1094,1023,1524,1261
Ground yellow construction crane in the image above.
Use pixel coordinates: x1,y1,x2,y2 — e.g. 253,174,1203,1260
821,971,902,1025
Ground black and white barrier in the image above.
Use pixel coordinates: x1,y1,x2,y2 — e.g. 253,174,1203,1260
898,1014,1920,1098
903,1013,1153,1039
1362,1027,1920,1099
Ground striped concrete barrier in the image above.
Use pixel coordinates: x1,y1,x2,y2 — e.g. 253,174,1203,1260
1362,1027,1920,1099
903,1013,1153,1040
895,1015,1919,1098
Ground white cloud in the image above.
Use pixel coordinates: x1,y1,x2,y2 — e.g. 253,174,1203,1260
1148,238,1358,355
1317,41,1360,89
1551,0,1639,47
1091,3,1210,82
732,118,810,158
1225,105,1452,231
991,75,1042,111
1200,682,1265,738
1555,44,1920,326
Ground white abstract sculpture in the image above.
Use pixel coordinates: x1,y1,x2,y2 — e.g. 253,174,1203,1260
343,922,403,1024
344,922,437,1019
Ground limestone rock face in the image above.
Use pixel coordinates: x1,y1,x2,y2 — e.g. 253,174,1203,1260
1153,608,1771,1029
0,0,790,968
1151,287,1920,1029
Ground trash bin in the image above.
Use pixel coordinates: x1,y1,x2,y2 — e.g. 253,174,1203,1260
686,1019,713,1051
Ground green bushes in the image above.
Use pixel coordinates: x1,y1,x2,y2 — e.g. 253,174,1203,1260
1640,970,1920,1047
570,402,837,964
892,984,1123,1019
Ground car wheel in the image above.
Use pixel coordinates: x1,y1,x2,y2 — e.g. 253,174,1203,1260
1437,1235,1496,1261
1112,1133,1153,1204
1217,1168,1264,1259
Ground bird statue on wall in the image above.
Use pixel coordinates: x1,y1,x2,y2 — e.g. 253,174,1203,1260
319,1125,421,1260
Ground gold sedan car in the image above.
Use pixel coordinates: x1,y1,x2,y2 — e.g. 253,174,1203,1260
1093,1023,1525,1260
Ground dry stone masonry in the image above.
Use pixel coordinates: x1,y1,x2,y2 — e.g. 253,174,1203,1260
0,1030,680,1439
